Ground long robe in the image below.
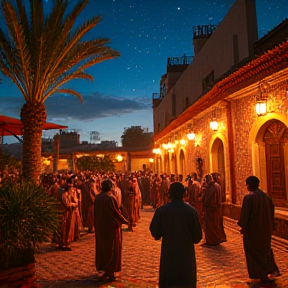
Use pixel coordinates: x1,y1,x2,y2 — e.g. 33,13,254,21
94,192,129,276
150,199,202,288
238,189,279,280
202,182,226,245
53,190,80,247
81,181,96,230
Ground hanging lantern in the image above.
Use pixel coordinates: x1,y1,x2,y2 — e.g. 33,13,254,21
255,100,267,116
187,132,195,140
180,138,186,145
255,82,268,116
210,120,218,131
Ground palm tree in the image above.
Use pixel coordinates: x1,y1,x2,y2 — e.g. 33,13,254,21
0,0,120,181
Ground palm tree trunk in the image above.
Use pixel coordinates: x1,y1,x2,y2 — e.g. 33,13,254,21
20,102,47,182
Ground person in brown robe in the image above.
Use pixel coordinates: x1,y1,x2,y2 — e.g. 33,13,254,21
238,176,280,284
186,173,203,225
94,179,129,280
202,174,226,245
150,182,202,288
53,178,80,250
82,177,97,233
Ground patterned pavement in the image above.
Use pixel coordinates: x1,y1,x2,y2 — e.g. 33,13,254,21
35,206,288,288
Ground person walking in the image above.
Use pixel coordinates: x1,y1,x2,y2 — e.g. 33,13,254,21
238,176,280,284
94,179,129,280
149,181,202,288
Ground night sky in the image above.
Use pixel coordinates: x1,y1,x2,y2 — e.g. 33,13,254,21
0,0,287,145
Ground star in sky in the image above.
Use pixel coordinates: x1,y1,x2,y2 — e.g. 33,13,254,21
0,0,287,145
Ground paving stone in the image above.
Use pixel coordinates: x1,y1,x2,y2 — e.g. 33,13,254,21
35,208,288,288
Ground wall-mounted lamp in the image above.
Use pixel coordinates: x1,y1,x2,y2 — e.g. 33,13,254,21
256,83,268,116
180,138,186,145
255,100,267,116
210,120,218,131
116,154,123,162
153,148,161,154
187,132,195,140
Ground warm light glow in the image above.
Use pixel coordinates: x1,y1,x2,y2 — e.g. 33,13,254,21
149,158,154,163
255,101,267,116
116,154,123,162
153,148,161,154
162,142,174,150
187,132,195,140
210,120,218,131
42,158,51,165
168,148,174,153
180,138,186,145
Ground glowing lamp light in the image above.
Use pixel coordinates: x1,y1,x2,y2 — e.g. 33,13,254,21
187,132,195,140
153,148,161,154
255,100,267,116
210,120,218,131
116,154,123,162
180,138,186,145
149,158,154,163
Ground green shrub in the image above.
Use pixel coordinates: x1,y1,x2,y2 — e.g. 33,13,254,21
0,181,60,270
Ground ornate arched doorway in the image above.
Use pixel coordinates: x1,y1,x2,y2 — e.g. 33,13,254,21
211,137,226,202
179,149,185,176
263,119,288,206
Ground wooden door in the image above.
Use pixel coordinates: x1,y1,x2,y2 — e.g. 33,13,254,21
264,120,288,206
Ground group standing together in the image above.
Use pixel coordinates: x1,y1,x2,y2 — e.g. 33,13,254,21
38,170,280,287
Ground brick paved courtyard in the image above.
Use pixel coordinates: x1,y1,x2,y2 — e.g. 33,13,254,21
35,206,288,288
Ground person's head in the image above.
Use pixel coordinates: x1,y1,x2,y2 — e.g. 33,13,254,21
101,179,113,192
191,172,198,181
211,172,221,184
168,181,185,200
204,174,212,184
245,176,260,191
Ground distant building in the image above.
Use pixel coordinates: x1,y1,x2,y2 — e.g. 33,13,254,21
59,131,80,149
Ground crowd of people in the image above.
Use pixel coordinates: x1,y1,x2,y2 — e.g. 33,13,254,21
39,169,227,247
0,168,281,286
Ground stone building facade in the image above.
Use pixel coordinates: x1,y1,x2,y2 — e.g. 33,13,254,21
152,0,288,238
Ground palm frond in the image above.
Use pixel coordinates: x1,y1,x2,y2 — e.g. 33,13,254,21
1,0,32,97
0,0,119,104
43,72,93,101
53,88,83,102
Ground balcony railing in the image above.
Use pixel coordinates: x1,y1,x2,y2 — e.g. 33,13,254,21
193,24,217,38
167,54,193,66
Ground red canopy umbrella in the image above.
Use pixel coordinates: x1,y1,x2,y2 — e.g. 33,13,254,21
0,115,68,138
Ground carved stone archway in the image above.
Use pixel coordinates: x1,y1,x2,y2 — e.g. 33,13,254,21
211,137,226,202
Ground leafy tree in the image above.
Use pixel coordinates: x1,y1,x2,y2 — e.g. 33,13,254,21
121,126,153,148
0,0,120,181
76,155,115,172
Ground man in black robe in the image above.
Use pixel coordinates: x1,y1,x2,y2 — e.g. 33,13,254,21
238,176,280,284
150,181,202,288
